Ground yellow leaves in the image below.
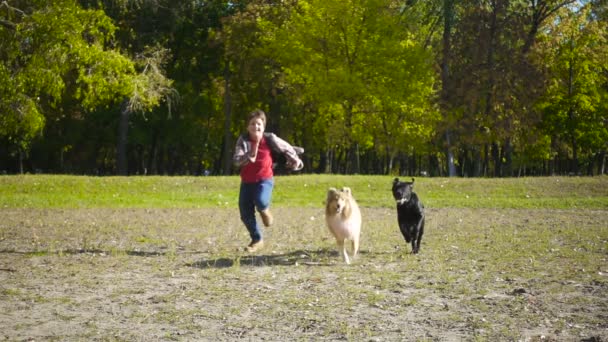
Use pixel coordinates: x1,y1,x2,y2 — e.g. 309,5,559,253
399,38,416,49
125,46,175,114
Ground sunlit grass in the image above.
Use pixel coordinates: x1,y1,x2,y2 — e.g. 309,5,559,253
1,174,607,209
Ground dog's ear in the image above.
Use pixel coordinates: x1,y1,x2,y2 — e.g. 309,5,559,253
393,178,400,185
411,177,415,183
326,188,337,203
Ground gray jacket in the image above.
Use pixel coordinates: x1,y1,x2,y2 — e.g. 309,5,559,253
233,132,304,171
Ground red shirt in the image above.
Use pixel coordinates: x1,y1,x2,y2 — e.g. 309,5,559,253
240,137,273,183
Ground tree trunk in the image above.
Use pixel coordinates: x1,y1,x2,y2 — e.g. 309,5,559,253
385,146,392,175
445,131,457,177
473,147,482,177
441,0,457,177
117,99,130,176
221,63,233,175
492,142,501,177
567,50,578,175
522,0,577,55
481,2,500,178
17,148,24,174
504,137,513,177
587,152,595,176
317,150,327,174
484,1,498,121
148,129,158,175
349,143,360,174
571,133,578,175
483,144,490,177
336,148,345,174
342,102,359,175
550,136,557,175
410,150,417,176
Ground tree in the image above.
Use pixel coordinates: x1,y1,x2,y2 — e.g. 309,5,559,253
117,46,175,175
439,0,458,176
441,0,579,177
0,0,171,173
259,0,438,174
535,4,608,174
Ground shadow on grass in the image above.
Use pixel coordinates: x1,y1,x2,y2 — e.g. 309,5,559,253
0,248,165,257
187,248,360,269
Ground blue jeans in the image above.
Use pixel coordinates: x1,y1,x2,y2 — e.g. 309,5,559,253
239,178,274,242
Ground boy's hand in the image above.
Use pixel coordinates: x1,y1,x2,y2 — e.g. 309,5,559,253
250,130,263,142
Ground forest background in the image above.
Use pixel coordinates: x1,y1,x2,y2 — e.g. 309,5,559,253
1,0,607,177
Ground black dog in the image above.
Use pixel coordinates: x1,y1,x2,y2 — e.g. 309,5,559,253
392,178,425,254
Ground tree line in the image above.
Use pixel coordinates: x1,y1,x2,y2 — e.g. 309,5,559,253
1,0,607,176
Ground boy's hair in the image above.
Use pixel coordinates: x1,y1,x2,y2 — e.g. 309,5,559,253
248,109,266,127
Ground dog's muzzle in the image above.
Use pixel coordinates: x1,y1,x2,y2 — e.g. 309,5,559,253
396,198,408,205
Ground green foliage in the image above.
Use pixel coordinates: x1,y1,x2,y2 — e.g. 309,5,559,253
258,0,439,158
2,0,607,175
0,61,45,152
535,4,608,155
0,0,171,164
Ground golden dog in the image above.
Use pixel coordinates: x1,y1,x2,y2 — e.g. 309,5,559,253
325,187,362,264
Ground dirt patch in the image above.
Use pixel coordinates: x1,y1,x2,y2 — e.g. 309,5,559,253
1,207,607,341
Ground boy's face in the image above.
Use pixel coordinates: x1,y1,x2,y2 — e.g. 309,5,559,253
247,117,265,141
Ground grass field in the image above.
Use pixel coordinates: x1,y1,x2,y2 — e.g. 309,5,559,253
0,175,607,341
2,174,607,209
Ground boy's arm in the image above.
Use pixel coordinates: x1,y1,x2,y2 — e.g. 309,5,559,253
233,135,256,168
267,133,304,171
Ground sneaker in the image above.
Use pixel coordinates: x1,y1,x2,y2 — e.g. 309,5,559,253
260,209,273,227
246,240,264,253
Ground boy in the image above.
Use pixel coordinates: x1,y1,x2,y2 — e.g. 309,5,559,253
233,109,304,252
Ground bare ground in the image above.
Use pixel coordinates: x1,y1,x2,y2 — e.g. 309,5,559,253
0,207,607,341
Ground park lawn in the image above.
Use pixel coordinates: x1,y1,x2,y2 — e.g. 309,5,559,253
1,174,607,209
0,175,606,340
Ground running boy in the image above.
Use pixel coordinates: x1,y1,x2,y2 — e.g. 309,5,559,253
233,109,304,252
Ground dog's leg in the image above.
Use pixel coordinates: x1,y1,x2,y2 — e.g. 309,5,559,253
412,218,425,254
400,223,412,243
351,237,359,260
337,239,350,264
405,224,417,254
